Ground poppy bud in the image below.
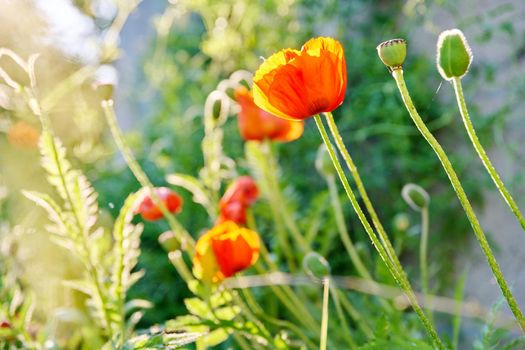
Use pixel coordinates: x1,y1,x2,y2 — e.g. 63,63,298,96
315,144,335,178
158,231,180,252
401,183,430,211
436,29,472,81
135,187,183,221
303,252,331,279
377,39,407,70
92,65,118,101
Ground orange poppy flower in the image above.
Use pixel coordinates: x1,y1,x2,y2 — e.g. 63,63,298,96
234,86,303,142
217,176,259,225
220,176,259,208
252,37,347,121
217,201,247,225
193,221,260,283
134,187,183,221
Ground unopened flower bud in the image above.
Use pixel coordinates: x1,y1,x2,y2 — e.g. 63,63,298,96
377,39,407,70
158,231,180,252
401,183,430,211
436,29,472,81
315,144,335,178
303,252,331,279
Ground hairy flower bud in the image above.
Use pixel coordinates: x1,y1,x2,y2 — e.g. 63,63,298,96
377,39,407,70
436,29,472,80
401,183,430,211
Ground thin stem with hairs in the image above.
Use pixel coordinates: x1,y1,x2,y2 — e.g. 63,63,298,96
101,99,195,254
452,76,525,232
392,68,525,332
313,115,445,349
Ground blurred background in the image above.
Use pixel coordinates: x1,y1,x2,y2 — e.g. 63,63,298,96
1,0,525,347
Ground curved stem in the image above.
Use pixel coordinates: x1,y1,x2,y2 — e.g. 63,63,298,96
314,115,445,349
452,77,525,232
329,286,358,349
392,68,525,332
102,100,195,255
420,206,430,298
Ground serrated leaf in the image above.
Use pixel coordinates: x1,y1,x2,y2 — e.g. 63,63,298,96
166,173,212,211
62,279,94,296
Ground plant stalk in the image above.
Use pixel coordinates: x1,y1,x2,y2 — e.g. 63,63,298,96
392,68,525,332
452,77,525,232
314,115,445,349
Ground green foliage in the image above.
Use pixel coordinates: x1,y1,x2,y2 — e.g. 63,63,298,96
24,130,147,347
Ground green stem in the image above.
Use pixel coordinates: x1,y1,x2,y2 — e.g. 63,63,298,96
102,100,195,255
314,115,444,349
326,175,371,280
263,141,310,252
392,68,525,332
420,206,430,298
329,286,358,349
320,278,330,350
32,95,114,338
337,290,374,339
452,77,525,232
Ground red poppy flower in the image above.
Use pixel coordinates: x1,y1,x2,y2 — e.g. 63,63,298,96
235,86,303,142
217,201,247,225
193,221,260,283
252,37,347,121
135,187,183,221
220,176,259,208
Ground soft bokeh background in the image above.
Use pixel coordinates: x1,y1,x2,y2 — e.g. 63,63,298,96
1,0,525,347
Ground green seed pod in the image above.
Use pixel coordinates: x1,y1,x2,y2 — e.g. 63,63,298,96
401,183,430,211
376,39,407,70
158,231,180,252
303,252,331,279
436,29,473,80
315,144,335,178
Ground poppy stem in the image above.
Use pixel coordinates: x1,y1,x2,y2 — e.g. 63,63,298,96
391,68,525,333
314,115,445,349
102,99,195,255
263,141,310,252
320,278,330,350
325,175,372,281
452,77,525,232
420,206,431,316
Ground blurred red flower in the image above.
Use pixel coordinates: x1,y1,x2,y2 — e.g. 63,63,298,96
135,187,183,221
218,176,259,225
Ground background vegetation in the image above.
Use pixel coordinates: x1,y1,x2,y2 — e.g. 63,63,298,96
1,0,524,348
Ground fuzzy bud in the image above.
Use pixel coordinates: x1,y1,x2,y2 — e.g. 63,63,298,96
401,183,430,211
436,29,472,80
377,39,407,70
303,252,331,279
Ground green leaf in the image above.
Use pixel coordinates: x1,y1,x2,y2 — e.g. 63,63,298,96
166,173,212,212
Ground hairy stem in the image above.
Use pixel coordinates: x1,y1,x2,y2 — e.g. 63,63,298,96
314,115,444,349
320,278,330,350
452,77,525,232
102,100,195,254
392,68,525,332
